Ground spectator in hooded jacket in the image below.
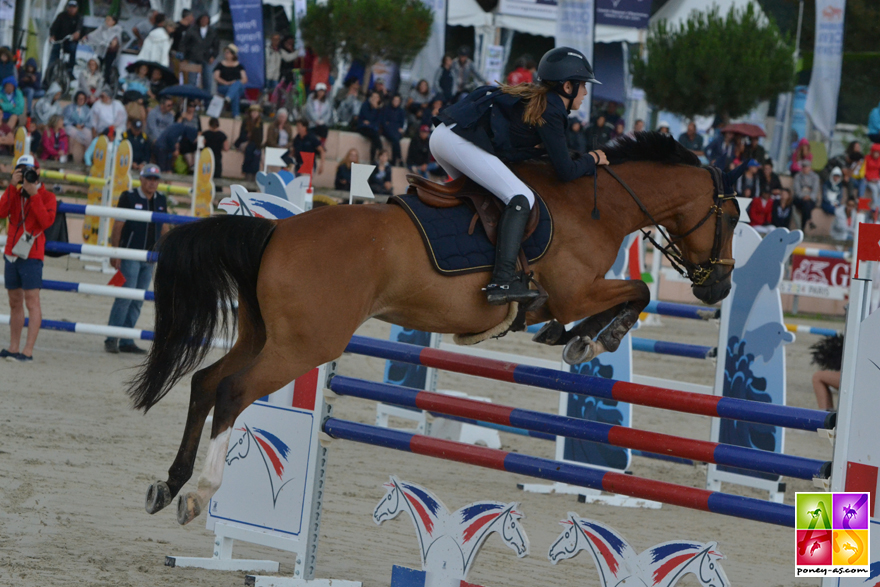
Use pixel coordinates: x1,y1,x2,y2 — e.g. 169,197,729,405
78,57,104,104
18,58,43,117
0,76,24,129
182,14,220,90
83,14,123,80
137,14,175,67
381,94,406,166
33,83,64,127
48,0,84,78
304,83,333,139
90,86,127,134
63,91,93,148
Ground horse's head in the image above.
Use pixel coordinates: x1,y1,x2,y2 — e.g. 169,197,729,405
373,478,403,525
499,506,529,558
695,543,729,587
548,515,583,564
225,426,251,465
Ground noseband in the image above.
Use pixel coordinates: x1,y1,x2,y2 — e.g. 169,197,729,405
601,165,738,288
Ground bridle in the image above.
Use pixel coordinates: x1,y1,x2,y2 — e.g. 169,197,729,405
600,165,739,288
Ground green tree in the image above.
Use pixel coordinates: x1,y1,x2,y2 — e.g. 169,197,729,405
631,3,795,123
300,0,433,80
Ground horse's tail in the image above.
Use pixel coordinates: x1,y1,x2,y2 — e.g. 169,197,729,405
127,215,277,412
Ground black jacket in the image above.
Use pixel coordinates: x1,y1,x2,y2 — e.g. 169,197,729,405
435,86,595,182
181,25,220,63
407,134,432,167
50,11,83,40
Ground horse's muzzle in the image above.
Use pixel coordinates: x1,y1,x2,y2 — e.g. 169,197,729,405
692,268,732,305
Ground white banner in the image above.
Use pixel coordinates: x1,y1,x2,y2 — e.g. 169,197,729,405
483,45,506,86
555,0,595,123
402,0,446,96
804,0,846,138
499,0,557,20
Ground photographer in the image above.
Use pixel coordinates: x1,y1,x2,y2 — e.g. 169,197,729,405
0,155,58,362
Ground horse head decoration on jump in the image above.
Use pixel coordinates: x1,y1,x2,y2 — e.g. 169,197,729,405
549,513,728,587
224,424,295,507
374,477,529,581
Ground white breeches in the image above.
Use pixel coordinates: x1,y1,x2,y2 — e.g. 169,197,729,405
429,123,534,208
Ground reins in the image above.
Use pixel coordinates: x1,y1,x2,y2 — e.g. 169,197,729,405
598,165,738,288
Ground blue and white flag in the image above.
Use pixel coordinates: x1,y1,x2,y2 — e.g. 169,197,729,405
804,0,846,138
229,0,265,90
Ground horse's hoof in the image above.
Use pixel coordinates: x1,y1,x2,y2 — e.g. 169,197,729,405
563,336,595,365
176,493,201,525
532,320,566,345
145,481,172,514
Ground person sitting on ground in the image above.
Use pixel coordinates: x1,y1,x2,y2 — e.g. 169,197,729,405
381,94,406,166
83,14,122,82
137,13,174,67
235,103,263,180
63,91,93,149
304,83,333,139
201,117,228,178
334,148,359,191
90,86,127,134
265,107,293,150
214,44,247,119
566,119,587,153
792,159,821,229
771,187,794,229
39,115,69,161
335,78,362,129
810,334,843,411
48,0,84,80
678,122,704,156
0,76,24,129
357,90,384,163
746,186,773,234
830,197,857,242
406,125,441,179
33,82,64,127
368,149,394,196
122,118,151,170
18,59,43,117
78,57,104,104
290,118,325,176
431,46,606,305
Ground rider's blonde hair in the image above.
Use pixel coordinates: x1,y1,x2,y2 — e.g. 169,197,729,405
500,82,553,127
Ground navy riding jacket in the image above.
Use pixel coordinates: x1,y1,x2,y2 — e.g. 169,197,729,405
435,86,596,182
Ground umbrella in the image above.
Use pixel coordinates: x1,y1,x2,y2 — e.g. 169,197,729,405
159,85,213,103
126,60,178,86
719,123,766,138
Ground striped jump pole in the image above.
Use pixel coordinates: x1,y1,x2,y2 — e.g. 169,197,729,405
631,337,716,359
792,246,850,260
322,418,796,527
0,314,153,341
329,376,831,481
57,202,198,226
41,170,193,196
343,335,836,432
0,236,157,262
786,324,840,337
0,276,154,301
644,300,721,320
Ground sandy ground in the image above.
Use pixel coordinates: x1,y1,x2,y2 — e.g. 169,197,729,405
0,256,840,587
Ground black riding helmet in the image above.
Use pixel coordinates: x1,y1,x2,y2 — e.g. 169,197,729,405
537,47,601,112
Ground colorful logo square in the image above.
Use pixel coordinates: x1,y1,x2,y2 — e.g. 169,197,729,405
797,530,832,565
832,529,868,566
795,493,833,530
832,493,870,530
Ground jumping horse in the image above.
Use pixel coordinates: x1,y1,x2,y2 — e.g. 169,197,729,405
130,132,742,525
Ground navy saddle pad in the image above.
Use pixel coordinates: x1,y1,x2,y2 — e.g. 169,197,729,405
390,194,553,275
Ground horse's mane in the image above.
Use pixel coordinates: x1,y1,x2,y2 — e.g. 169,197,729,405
602,131,701,167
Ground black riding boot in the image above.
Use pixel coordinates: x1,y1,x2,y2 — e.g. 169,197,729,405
484,195,540,306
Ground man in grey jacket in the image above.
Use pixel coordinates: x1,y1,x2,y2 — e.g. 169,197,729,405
792,159,821,229
181,14,219,91
450,46,485,101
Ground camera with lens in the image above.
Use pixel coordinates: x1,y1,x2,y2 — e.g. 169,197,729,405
22,167,39,184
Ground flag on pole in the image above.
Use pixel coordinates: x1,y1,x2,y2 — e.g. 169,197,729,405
804,0,846,138
855,222,880,278
350,163,376,204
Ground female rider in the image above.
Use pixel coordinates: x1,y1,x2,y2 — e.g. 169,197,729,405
430,47,608,306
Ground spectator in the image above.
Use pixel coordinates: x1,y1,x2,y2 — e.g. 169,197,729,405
131,10,158,51
382,94,406,166
214,45,247,119
235,104,263,180
368,150,394,195
705,131,735,170
40,115,69,161
1,155,57,362
146,96,175,149
177,100,201,131
83,14,123,81
422,96,444,127
182,14,220,91
63,91,93,148
506,55,535,86
736,159,761,198
822,167,845,213
290,119,325,175
0,47,13,81
844,141,865,199
865,144,880,209
105,164,168,354
48,0,84,80
304,83,333,139
792,159,821,229
772,187,794,229
335,148,359,190
90,86,126,134
566,119,587,152
790,138,812,175
124,65,151,102
758,159,782,195
171,9,193,60
335,78,363,129
0,76,24,129
357,90,384,163
743,136,765,164
84,127,113,166
278,36,298,84
406,79,433,115
406,125,440,179
604,103,621,127
122,118,151,170
867,99,880,144
632,119,645,133
433,54,454,104
148,68,170,101
830,197,857,242
154,122,197,171
585,115,612,150
201,117,228,178
656,120,671,136
746,188,773,234
450,46,485,100
25,118,41,157
138,14,174,67
372,78,389,102
78,57,104,104
33,83,64,127
18,59,43,117
611,120,626,140
265,107,293,149
678,122,704,155
265,34,282,92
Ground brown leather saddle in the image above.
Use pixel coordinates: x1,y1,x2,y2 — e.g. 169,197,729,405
404,174,541,246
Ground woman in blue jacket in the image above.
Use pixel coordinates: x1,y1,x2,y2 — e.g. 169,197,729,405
357,90,383,162
381,94,407,166
431,47,608,305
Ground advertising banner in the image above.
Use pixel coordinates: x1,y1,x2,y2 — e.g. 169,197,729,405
804,0,846,138
229,0,265,90
555,0,595,123
595,0,650,28
791,254,851,289
498,0,558,20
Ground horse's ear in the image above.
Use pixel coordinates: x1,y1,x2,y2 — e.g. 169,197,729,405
721,160,752,192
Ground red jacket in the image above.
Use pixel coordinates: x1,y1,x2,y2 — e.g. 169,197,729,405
865,144,880,182
0,183,58,261
748,196,774,226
